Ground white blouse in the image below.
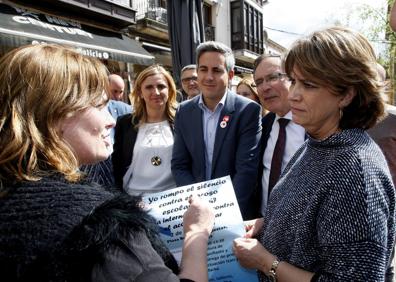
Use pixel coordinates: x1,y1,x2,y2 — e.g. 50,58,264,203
123,120,176,195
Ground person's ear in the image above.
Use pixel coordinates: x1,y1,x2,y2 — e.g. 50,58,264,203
339,87,356,108
228,69,234,81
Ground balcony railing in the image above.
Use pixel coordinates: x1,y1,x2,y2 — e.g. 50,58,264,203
133,0,168,24
132,0,213,39
254,0,267,6
104,0,132,7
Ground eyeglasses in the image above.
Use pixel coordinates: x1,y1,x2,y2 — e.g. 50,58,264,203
255,72,288,87
181,76,198,83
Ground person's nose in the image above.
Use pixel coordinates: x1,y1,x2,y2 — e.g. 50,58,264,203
105,110,116,129
258,81,271,94
288,84,300,102
205,71,214,81
153,87,161,96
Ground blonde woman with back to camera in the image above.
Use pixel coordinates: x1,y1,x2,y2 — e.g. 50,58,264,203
0,44,214,282
233,27,395,281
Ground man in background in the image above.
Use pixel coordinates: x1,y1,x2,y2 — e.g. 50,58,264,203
109,74,126,101
367,63,396,282
381,8,396,281
254,54,305,215
368,64,396,190
180,64,200,100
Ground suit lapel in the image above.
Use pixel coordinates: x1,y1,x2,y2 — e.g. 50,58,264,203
211,91,235,175
261,112,276,152
191,100,206,170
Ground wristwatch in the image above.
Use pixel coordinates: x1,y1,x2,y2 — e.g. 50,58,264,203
267,258,280,282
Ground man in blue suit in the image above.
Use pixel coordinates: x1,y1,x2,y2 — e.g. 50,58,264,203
171,41,262,220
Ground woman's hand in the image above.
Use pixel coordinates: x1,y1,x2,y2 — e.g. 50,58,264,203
179,195,215,282
244,217,264,238
183,195,215,237
233,237,268,270
234,238,315,281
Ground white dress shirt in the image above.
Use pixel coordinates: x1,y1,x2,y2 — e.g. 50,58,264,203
198,92,227,180
261,111,305,215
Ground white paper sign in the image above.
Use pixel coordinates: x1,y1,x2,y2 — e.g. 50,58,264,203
143,176,258,282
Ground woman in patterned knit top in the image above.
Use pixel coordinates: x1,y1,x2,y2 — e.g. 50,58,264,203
233,27,395,281
0,44,214,281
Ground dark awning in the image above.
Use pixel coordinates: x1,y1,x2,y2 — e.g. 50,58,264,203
0,3,154,65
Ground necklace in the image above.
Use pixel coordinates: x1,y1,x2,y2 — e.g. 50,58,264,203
151,156,162,166
144,122,169,166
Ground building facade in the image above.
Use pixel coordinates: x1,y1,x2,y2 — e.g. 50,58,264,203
131,0,270,79
0,0,281,90
0,0,156,98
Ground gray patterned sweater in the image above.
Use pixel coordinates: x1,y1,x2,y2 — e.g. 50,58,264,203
259,129,395,281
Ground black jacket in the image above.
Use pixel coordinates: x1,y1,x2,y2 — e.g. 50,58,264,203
112,114,139,189
0,174,180,281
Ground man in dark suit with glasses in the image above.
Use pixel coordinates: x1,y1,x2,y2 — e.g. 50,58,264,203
254,54,305,216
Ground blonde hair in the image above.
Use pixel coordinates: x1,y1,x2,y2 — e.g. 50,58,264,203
237,77,259,101
285,26,385,129
0,44,109,186
129,64,177,127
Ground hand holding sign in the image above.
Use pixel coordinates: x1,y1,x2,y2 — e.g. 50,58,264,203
184,195,215,237
143,176,259,282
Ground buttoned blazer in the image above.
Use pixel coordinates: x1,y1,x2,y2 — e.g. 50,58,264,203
171,91,262,219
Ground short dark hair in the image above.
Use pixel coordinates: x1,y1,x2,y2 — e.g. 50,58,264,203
196,41,235,72
180,64,197,77
285,26,385,130
253,53,286,74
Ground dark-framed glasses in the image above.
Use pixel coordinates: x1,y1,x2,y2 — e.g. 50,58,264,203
181,76,198,83
255,72,288,87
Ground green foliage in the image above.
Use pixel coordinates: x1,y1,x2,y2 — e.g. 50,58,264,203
327,0,392,62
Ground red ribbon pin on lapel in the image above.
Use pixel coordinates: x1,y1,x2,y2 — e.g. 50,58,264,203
220,115,230,128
